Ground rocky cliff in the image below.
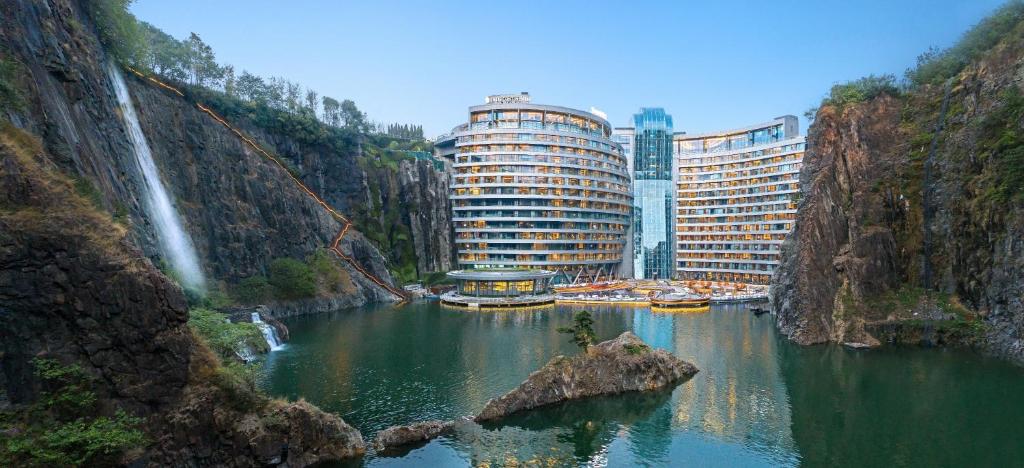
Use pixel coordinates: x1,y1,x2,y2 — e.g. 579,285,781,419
0,121,364,465
772,15,1024,363
1,0,452,313
0,0,454,464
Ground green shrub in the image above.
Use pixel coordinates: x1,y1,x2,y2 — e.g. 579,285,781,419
976,87,1024,203
233,275,273,304
268,257,316,300
0,53,24,112
1,358,147,467
420,271,453,286
210,363,266,413
907,2,1024,86
188,308,268,360
557,310,597,352
306,248,343,293
821,74,900,110
72,176,104,210
623,343,650,355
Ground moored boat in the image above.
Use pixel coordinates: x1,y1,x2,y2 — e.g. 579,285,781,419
649,293,711,311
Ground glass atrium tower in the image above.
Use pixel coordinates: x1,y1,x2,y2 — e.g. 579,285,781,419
631,108,675,279
449,93,631,279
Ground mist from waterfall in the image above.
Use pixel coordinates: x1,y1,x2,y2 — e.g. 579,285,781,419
107,63,206,293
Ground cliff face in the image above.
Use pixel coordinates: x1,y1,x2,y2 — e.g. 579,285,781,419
1,0,452,313
396,158,453,275
0,0,456,463
771,97,905,345
771,21,1024,362
0,122,364,465
123,76,396,305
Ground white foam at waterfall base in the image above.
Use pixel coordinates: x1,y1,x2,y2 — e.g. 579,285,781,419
107,63,206,293
251,312,285,351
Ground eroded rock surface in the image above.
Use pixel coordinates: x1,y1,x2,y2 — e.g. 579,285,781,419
475,332,697,421
771,18,1024,363
373,419,454,453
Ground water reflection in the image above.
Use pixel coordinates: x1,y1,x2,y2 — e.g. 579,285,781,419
264,302,1024,467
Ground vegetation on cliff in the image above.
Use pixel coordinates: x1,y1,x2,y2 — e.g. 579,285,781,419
906,2,1024,87
188,308,268,358
89,1,445,288
776,2,1024,359
817,74,901,114
0,52,24,112
0,359,148,467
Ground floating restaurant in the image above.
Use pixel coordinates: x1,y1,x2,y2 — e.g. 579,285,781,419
440,269,557,308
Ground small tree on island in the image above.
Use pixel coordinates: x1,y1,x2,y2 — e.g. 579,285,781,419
558,310,596,351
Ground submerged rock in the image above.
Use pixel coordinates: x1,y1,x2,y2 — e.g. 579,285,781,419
475,332,697,421
372,419,454,453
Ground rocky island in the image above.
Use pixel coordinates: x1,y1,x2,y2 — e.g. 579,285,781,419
475,332,698,422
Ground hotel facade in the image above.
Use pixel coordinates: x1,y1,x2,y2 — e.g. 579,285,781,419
448,93,632,278
674,116,805,284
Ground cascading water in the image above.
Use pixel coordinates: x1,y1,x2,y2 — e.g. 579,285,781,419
107,63,205,293
252,312,284,351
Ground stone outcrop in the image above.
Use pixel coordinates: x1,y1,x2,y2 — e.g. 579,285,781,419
0,0,396,463
372,419,454,453
771,17,1024,363
396,158,453,275
0,123,364,465
770,96,905,346
475,332,697,421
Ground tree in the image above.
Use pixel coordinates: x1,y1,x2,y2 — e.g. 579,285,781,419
141,22,187,80
284,80,301,111
236,71,266,103
221,65,236,96
91,0,150,68
304,89,318,115
184,32,220,87
322,96,340,127
557,310,596,351
266,76,286,109
339,99,367,132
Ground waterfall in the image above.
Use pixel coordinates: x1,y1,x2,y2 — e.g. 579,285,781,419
251,312,284,351
107,63,206,293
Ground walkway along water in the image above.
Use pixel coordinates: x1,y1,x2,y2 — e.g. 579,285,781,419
124,67,408,302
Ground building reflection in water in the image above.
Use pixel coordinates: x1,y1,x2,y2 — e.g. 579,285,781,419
262,303,798,466
628,304,798,466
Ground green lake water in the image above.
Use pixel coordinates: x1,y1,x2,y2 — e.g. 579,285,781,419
260,302,1024,467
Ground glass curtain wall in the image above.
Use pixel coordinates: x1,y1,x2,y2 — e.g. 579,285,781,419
632,108,675,279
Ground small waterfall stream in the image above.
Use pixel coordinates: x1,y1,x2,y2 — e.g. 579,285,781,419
252,312,284,351
107,63,205,292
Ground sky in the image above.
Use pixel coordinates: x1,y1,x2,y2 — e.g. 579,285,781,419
131,0,1009,137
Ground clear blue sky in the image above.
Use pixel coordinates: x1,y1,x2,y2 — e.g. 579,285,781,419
131,0,1008,137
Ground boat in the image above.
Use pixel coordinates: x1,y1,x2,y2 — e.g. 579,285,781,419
649,293,710,311
555,294,651,306
749,306,770,316
553,281,629,294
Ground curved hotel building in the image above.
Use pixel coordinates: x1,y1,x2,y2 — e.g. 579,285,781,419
449,93,632,277
674,116,805,284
